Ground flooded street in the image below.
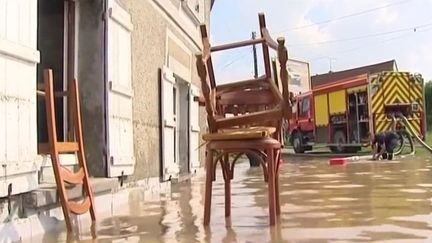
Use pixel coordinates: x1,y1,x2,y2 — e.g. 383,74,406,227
42,154,432,242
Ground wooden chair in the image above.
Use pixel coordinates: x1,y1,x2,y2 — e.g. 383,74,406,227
198,13,291,140
37,69,96,232
196,13,291,225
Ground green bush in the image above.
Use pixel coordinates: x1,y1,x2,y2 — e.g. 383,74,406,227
426,81,432,130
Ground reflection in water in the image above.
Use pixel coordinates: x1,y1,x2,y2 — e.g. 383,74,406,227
40,155,432,242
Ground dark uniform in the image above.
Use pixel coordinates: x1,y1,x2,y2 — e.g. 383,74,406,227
373,131,399,160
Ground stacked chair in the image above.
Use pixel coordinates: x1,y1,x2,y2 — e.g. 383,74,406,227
196,13,292,225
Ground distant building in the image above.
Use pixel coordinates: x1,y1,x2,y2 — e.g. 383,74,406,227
311,60,398,88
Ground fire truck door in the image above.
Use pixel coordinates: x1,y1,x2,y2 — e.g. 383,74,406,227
298,96,314,131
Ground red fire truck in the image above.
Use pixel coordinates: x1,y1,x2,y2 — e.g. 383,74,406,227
286,72,426,153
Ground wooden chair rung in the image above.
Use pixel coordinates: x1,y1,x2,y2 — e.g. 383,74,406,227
215,108,283,129
216,77,267,94
38,142,79,154
68,196,91,215
36,90,45,96
57,142,80,153
210,38,264,52
36,90,69,98
60,167,85,185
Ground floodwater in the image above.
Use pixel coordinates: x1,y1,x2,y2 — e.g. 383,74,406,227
43,154,432,242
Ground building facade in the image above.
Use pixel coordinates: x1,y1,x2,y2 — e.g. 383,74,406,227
0,0,212,234
114,0,211,181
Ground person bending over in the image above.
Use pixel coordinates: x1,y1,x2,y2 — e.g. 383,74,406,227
371,131,399,160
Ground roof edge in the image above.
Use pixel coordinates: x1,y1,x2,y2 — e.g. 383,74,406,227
312,59,396,78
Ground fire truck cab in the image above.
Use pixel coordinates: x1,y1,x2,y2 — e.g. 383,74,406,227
288,92,315,153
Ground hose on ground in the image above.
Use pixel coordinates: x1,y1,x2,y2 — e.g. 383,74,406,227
391,115,415,155
394,130,415,155
396,114,432,153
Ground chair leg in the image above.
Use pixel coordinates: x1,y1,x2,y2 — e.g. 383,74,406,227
223,154,231,218
275,171,281,216
204,149,214,226
267,148,276,225
275,149,281,216
225,179,231,217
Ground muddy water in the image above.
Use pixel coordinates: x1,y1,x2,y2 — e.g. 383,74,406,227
44,155,432,242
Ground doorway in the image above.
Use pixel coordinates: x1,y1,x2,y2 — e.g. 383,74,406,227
37,0,76,144
175,77,191,176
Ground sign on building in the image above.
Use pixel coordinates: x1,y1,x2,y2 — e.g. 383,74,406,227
287,59,311,94
272,58,311,95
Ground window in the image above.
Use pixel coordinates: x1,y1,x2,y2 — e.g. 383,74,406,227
302,98,310,113
292,101,298,114
299,97,310,117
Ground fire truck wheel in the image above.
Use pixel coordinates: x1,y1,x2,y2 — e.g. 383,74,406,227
292,132,305,154
330,130,347,153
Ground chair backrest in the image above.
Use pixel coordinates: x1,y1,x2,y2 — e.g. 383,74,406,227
196,52,217,132
196,13,291,133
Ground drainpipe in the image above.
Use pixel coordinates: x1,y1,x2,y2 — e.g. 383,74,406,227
102,0,110,177
2,164,12,220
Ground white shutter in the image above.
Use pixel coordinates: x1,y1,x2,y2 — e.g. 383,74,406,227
189,84,201,170
0,0,39,197
106,0,135,177
161,66,179,180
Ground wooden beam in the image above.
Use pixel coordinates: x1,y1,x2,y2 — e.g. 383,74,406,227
211,38,264,52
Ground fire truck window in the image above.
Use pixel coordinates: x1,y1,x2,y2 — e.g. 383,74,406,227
292,101,298,114
301,98,310,115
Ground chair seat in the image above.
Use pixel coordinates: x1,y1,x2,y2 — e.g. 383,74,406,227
202,126,276,141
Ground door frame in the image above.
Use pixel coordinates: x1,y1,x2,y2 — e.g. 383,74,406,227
159,66,180,181
174,75,191,175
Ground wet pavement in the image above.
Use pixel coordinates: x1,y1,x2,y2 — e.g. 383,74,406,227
42,154,432,242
